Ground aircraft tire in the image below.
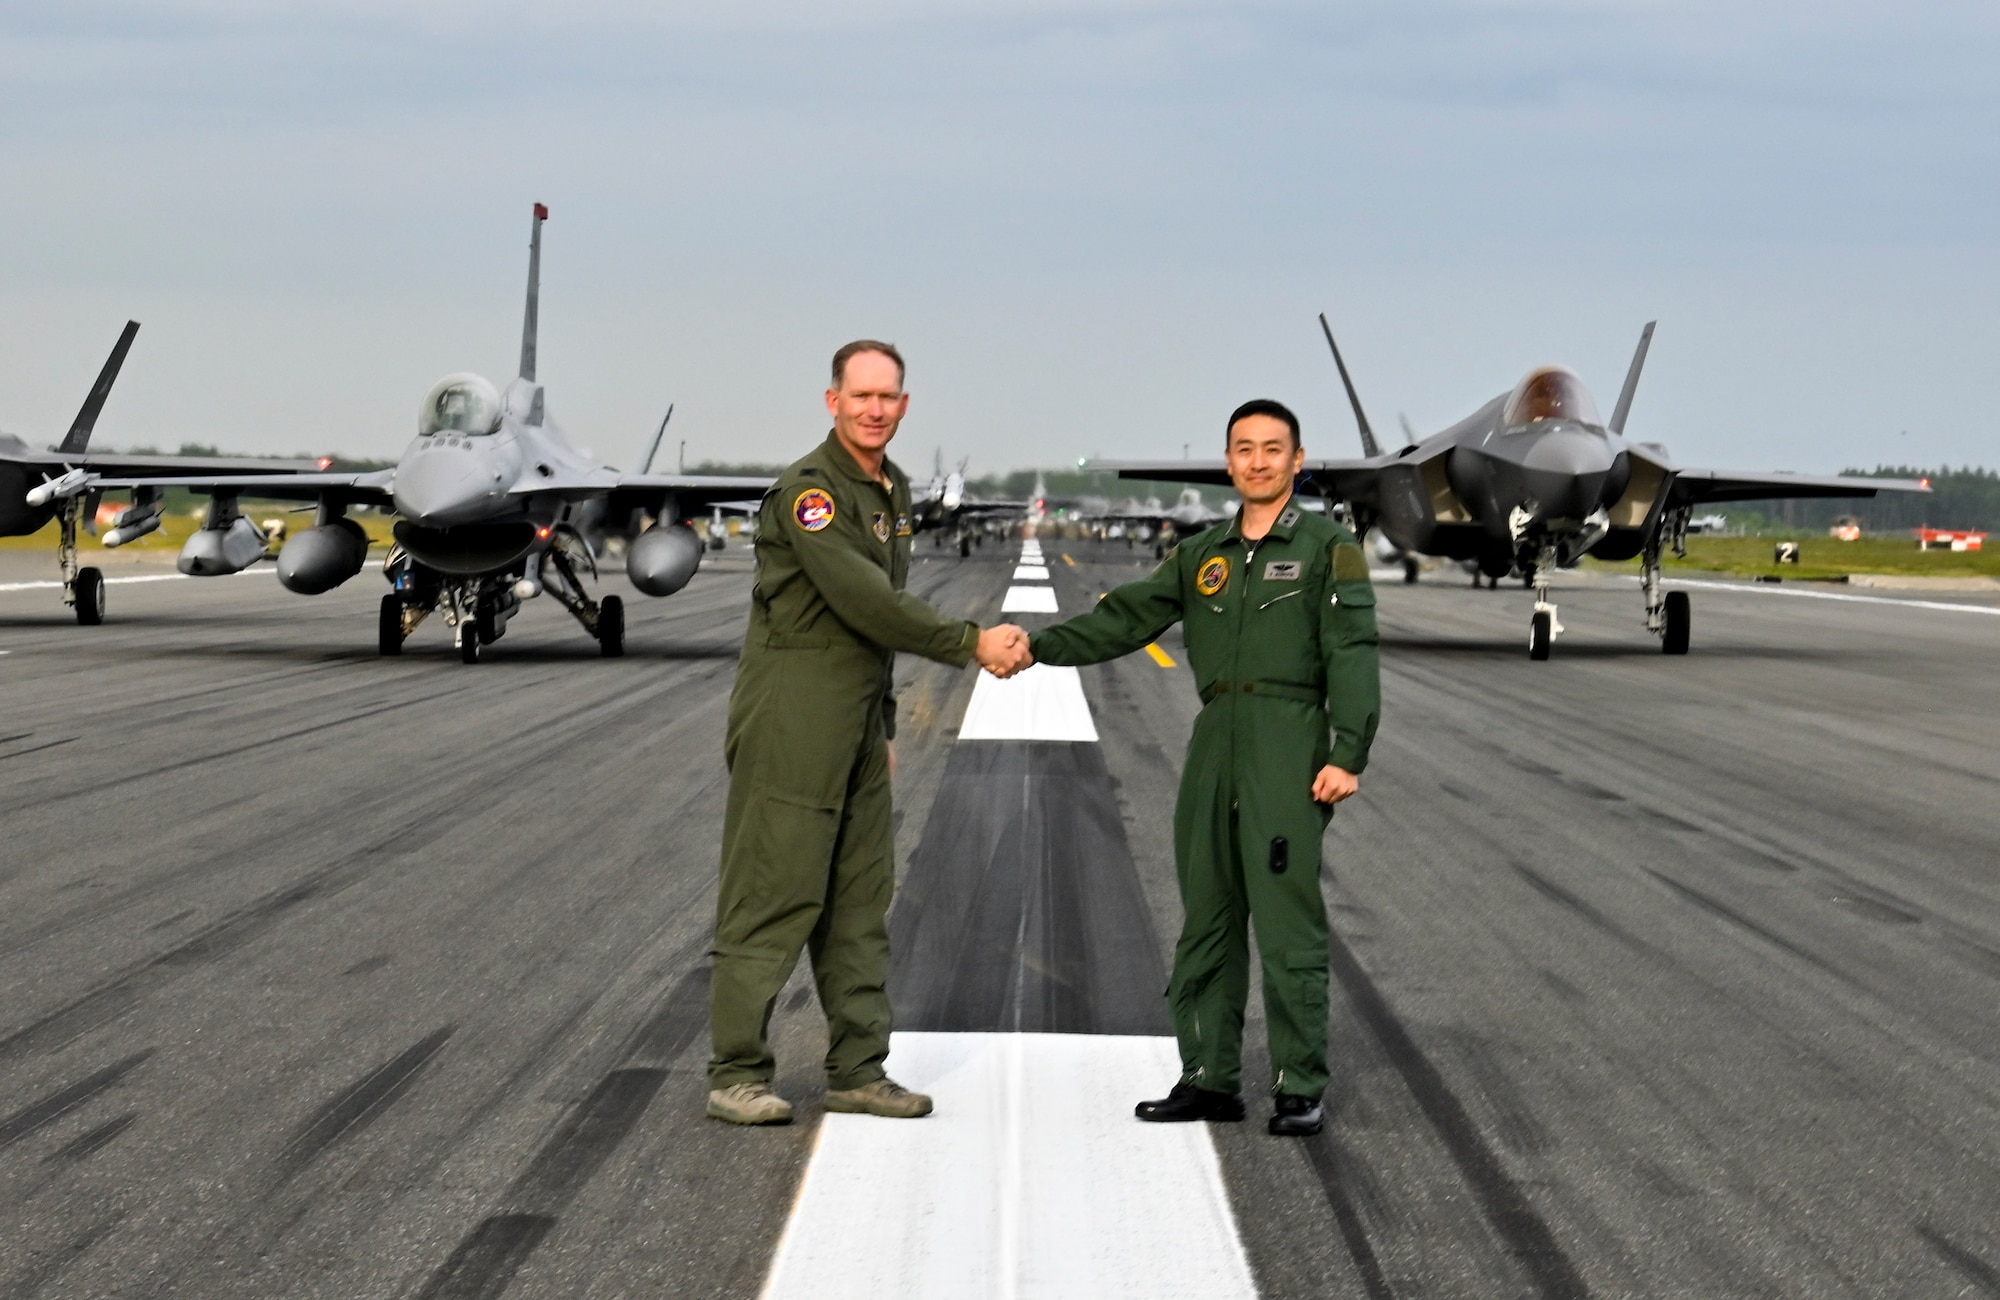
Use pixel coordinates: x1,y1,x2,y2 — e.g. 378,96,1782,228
1529,610,1552,661
1403,558,1420,585
74,567,105,626
1662,590,1690,655
959,535,971,558
378,594,404,656
599,595,625,658
459,623,480,665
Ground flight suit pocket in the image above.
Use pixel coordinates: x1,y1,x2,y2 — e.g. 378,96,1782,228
1329,579,1376,610
1269,836,1289,874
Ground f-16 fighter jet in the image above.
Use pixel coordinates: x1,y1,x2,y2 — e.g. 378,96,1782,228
0,322,320,623
911,454,1027,555
78,205,772,662
1093,316,1928,660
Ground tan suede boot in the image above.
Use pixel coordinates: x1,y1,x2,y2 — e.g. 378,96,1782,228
824,1077,933,1118
707,1081,795,1125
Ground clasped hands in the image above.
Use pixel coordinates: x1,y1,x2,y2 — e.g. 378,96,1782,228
975,624,1033,678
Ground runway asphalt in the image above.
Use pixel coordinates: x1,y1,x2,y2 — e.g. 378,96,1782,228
1,532,1998,1298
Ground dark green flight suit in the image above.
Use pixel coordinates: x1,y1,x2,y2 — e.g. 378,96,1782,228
1030,498,1379,1098
710,431,979,1092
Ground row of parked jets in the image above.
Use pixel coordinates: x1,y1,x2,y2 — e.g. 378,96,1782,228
3,205,1924,662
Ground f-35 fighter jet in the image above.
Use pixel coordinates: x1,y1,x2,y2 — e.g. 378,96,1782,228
77,205,771,662
1093,316,1928,659
0,321,320,623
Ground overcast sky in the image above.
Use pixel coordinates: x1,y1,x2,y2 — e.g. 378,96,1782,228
2,2,1994,477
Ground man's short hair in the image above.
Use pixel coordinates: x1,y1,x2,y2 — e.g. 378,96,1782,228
1226,398,1300,449
832,340,906,390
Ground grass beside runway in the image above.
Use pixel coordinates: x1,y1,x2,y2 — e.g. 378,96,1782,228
1586,534,2000,582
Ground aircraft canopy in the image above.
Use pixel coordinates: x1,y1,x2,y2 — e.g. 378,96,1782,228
418,373,503,436
1503,366,1602,429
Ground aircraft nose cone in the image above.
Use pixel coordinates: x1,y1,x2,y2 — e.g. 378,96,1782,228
394,448,501,526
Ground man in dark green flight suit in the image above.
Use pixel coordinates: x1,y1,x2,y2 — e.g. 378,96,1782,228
1024,399,1379,1136
707,340,1030,1126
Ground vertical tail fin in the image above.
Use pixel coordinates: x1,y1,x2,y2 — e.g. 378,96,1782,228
57,320,140,455
1608,320,1655,435
519,203,548,382
1318,313,1383,458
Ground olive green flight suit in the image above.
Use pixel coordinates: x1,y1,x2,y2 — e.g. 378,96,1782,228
710,431,979,1092
1029,498,1379,1098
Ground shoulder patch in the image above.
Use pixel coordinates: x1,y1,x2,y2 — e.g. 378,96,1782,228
793,487,836,532
1332,541,1370,582
1196,555,1230,597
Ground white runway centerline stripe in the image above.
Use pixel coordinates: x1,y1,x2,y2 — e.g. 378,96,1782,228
1002,585,1059,613
1013,565,1051,581
958,664,1098,741
0,568,279,594
762,1032,1256,1300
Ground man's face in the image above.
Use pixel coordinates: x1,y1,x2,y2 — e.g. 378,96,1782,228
1226,414,1303,505
825,351,909,458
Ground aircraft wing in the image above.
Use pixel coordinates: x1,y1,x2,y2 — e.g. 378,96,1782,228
82,469,395,505
1665,469,1930,506
601,472,775,514
1088,456,1398,504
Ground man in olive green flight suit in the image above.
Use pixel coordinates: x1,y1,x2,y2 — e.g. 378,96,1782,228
707,340,1030,1126
1025,399,1379,1136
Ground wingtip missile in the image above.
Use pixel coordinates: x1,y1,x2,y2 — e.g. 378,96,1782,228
26,467,92,508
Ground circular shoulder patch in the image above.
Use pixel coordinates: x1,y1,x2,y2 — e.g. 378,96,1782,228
1195,555,1230,597
793,487,836,533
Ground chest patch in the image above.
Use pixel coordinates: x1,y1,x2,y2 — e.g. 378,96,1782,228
793,488,836,532
1263,560,1302,582
872,511,891,543
896,513,913,537
1196,556,1230,597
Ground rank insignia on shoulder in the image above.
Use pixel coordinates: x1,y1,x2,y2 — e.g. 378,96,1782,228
1196,555,1230,596
872,511,891,543
793,487,836,532
1263,560,1302,581
1278,507,1299,527
895,514,912,537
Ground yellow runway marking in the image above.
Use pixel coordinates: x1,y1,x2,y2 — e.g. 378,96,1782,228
1062,553,1077,567
1144,643,1177,667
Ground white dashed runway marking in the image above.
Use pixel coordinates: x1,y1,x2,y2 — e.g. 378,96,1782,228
1001,585,1059,613
761,1033,1256,1300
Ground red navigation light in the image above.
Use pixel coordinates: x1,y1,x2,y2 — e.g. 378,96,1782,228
316,456,333,471
537,525,552,539
534,202,549,220
1920,477,1932,489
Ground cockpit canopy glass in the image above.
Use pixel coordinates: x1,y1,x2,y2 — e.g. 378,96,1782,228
1503,367,1602,429
418,373,503,436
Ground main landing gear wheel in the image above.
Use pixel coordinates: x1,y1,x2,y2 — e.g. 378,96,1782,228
74,567,104,626
959,535,971,558
378,594,404,656
1662,590,1690,655
458,623,481,664
598,595,625,658
1529,609,1553,661
1403,558,1420,585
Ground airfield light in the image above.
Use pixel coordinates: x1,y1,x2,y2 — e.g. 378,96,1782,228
537,526,552,539
1921,477,1932,489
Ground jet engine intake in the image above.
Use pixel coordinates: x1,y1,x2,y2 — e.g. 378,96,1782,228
626,522,702,597
178,516,268,575
277,518,370,594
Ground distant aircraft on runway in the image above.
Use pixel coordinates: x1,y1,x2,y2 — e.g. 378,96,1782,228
1092,316,1928,660
912,453,1026,556
76,204,771,662
0,322,320,624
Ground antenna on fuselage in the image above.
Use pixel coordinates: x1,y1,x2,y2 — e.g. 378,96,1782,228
1318,312,1383,459
640,403,674,474
57,320,140,456
519,203,548,382
1608,320,1655,435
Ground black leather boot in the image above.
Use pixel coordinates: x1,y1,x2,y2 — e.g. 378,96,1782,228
1135,1081,1246,1123
1268,1092,1324,1136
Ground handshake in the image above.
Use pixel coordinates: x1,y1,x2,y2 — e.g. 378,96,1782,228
974,624,1035,679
